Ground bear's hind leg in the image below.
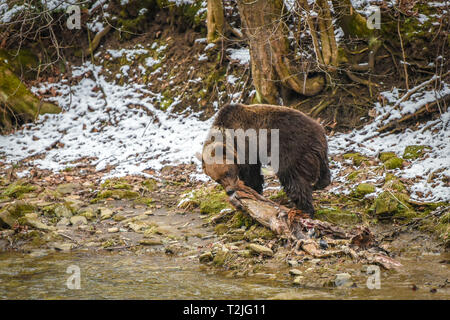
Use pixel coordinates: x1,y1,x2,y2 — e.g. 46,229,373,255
278,172,315,218
238,163,264,194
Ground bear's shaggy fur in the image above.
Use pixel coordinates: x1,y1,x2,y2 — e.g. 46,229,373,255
202,103,331,216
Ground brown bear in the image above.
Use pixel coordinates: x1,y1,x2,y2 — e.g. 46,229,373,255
202,103,331,217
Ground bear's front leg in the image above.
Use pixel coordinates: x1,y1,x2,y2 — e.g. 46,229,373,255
238,163,264,194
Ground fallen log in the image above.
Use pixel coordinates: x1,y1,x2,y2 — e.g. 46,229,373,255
227,180,402,269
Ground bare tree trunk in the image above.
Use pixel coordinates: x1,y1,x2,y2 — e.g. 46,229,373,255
297,0,339,69
237,0,325,104
207,0,225,43
331,0,372,39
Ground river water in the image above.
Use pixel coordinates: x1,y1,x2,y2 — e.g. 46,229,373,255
0,250,448,299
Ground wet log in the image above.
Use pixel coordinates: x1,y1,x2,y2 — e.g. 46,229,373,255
227,179,402,269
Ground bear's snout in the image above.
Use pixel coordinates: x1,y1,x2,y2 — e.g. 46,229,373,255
225,187,235,196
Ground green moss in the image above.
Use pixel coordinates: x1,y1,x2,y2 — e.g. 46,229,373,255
2,181,36,198
353,183,376,198
348,13,374,38
96,189,140,200
244,225,275,241
228,211,254,229
315,207,360,225
142,178,157,192
200,192,229,215
179,186,233,215
214,223,229,235
0,49,38,80
403,145,430,160
347,170,361,181
101,178,133,190
384,157,403,169
269,189,288,201
379,152,397,163
113,214,126,222
383,175,406,192
373,191,413,218
0,201,36,228
134,197,154,207
213,250,231,267
343,153,367,166
0,64,60,125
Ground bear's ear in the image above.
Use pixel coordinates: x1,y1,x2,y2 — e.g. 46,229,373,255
195,152,202,161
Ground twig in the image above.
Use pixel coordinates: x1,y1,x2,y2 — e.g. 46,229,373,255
397,19,409,91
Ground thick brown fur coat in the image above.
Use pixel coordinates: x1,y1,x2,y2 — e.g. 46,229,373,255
203,103,331,216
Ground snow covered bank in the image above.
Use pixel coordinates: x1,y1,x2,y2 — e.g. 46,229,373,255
0,60,212,178
329,82,450,203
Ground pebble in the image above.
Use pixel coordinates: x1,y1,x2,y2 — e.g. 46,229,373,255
289,269,303,276
293,276,305,285
287,260,299,267
70,216,88,226
334,273,354,288
139,239,163,246
99,208,113,220
247,244,273,257
53,243,74,251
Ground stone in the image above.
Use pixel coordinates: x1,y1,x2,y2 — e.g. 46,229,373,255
70,216,87,226
79,208,96,220
334,273,354,288
128,221,148,232
53,243,74,251
54,204,73,218
287,260,299,267
56,217,70,227
99,207,113,220
236,249,252,258
289,269,303,276
247,243,273,257
56,183,77,195
293,276,305,285
29,249,49,258
23,213,56,231
139,239,163,246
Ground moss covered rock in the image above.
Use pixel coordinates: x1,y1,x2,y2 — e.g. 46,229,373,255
379,152,397,163
374,191,413,217
384,157,403,169
403,145,430,160
354,183,376,198
343,153,367,166
2,180,36,198
0,201,35,228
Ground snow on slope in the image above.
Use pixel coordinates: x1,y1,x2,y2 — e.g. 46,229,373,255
329,82,450,203
0,60,212,179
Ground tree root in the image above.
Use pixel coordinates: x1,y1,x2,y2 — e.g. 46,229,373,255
84,25,112,57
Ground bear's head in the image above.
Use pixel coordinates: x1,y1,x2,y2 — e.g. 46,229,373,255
202,141,240,196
